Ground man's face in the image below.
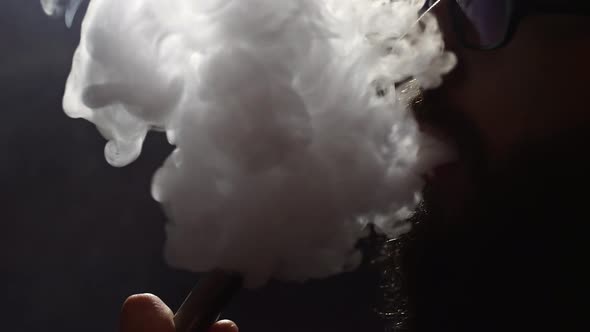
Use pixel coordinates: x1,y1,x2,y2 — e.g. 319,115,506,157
430,0,590,165
415,0,590,224
407,6,589,331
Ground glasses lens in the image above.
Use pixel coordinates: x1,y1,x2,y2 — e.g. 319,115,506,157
451,0,513,49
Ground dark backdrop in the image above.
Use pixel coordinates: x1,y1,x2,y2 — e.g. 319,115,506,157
3,2,589,332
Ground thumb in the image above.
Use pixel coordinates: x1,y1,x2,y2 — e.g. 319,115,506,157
120,294,175,332
209,320,239,332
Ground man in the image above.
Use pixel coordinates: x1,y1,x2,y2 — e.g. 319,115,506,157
411,1,589,331
120,1,589,331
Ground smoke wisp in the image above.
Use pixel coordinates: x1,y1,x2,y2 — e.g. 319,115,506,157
41,0,84,27
43,0,455,288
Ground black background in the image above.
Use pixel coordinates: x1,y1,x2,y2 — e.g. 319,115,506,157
3,2,589,332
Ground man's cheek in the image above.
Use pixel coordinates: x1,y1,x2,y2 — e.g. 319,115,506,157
432,1,461,51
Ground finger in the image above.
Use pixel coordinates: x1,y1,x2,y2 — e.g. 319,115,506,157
120,293,175,332
209,320,239,332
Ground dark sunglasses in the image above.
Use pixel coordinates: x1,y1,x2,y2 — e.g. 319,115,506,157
422,0,590,50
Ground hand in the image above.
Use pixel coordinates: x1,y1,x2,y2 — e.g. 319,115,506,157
120,294,239,332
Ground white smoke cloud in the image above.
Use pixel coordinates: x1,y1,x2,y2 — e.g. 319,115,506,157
43,0,456,288
41,0,83,27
